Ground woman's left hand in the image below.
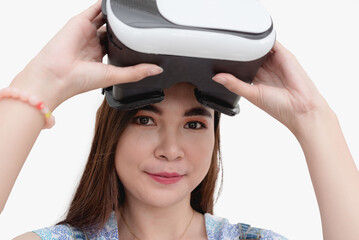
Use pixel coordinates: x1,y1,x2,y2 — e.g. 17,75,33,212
212,41,330,135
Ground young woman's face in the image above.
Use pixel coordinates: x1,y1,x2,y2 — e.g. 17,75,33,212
115,83,215,208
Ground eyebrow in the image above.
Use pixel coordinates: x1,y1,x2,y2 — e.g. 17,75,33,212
138,105,162,114
138,105,212,118
184,107,212,118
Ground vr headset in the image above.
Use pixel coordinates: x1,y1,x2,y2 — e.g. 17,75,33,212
102,0,276,116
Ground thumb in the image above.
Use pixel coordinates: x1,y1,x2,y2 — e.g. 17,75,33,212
212,73,259,105
85,62,163,91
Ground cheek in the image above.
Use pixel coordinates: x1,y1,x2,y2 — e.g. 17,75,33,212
114,129,155,179
116,128,156,161
184,131,215,178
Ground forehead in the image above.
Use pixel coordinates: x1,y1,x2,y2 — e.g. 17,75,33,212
164,82,196,102
153,83,214,116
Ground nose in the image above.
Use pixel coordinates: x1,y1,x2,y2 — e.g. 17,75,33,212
154,128,184,161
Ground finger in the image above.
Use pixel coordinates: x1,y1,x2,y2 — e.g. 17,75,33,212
268,41,277,54
97,27,108,57
271,41,289,54
92,12,106,29
271,41,296,61
80,0,102,21
84,63,164,90
212,73,259,104
98,25,107,34
272,41,287,53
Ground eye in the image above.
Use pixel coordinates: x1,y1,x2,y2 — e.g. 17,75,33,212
133,116,155,125
185,121,206,130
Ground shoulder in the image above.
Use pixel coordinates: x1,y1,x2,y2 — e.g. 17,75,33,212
29,212,118,240
13,232,41,240
204,213,288,240
31,224,94,239
31,224,75,240
13,225,74,240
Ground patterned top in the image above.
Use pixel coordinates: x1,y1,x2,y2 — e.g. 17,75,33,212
33,212,288,240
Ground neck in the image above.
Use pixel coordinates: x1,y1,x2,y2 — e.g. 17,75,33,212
117,194,196,240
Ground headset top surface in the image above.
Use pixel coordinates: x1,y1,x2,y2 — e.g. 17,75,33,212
156,0,272,34
103,0,275,62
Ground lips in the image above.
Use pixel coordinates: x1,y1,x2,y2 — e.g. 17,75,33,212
146,172,184,185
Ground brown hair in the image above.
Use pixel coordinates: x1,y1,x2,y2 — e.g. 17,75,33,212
58,100,222,231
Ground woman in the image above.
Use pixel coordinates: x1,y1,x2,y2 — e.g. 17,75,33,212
0,1,358,239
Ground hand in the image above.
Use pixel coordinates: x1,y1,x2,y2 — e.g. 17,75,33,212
11,0,163,110
212,41,330,134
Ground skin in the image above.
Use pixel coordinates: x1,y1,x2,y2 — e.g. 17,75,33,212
1,1,358,239
0,0,163,216
115,83,214,239
212,43,359,239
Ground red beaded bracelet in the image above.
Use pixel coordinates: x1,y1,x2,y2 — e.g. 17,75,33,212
0,87,55,129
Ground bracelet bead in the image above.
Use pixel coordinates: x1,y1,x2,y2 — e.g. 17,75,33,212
29,96,39,106
36,102,45,110
0,87,55,129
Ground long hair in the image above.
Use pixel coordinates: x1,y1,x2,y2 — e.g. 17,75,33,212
58,100,222,230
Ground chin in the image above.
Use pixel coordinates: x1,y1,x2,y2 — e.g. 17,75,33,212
125,183,193,208
120,171,204,209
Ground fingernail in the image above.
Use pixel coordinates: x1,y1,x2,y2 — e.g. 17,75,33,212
148,66,163,76
212,76,227,84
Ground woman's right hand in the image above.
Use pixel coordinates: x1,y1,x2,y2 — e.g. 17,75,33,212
10,0,163,111
0,0,163,215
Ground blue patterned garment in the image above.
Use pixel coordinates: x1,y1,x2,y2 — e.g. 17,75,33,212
33,212,288,239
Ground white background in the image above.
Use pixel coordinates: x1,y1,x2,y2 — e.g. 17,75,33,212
0,0,358,239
